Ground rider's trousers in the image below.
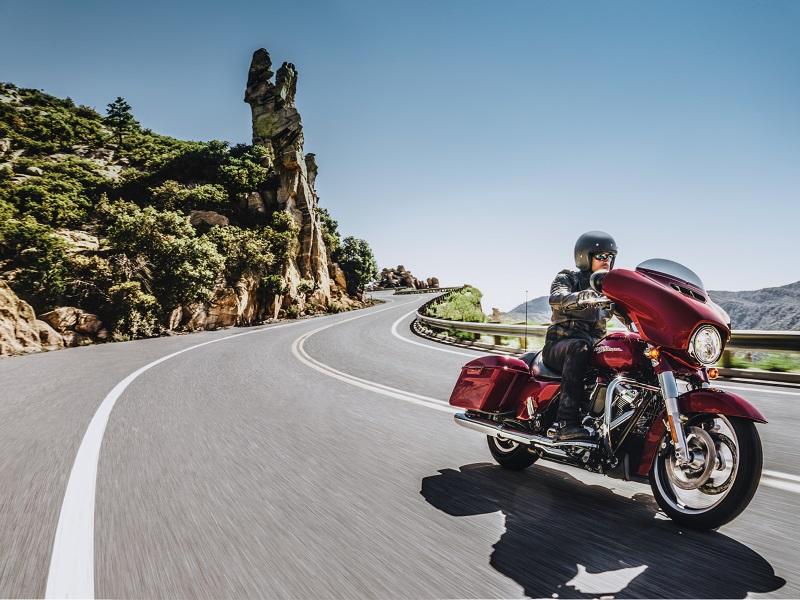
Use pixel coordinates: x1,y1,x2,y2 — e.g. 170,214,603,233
542,337,591,423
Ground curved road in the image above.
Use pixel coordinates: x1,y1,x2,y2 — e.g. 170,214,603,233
0,290,797,598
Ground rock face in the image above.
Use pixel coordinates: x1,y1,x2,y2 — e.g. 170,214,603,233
0,280,42,355
244,49,332,310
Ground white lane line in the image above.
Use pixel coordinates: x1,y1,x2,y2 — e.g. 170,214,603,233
45,309,373,599
715,383,800,397
761,477,800,495
390,310,480,358
763,469,800,483
291,307,456,414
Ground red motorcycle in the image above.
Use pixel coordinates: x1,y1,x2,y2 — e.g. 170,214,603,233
449,259,765,529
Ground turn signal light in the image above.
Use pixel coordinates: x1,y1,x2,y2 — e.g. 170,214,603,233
645,347,660,360
707,367,719,380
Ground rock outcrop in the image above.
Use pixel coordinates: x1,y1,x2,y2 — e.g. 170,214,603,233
244,48,331,310
0,280,42,355
378,266,440,290
39,306,107,347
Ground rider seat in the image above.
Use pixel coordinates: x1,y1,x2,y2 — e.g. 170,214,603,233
520,351,562,380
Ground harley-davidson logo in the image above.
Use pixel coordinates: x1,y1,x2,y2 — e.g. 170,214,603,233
595,346,623,353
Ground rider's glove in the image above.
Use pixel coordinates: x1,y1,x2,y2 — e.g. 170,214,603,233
575,289,601,307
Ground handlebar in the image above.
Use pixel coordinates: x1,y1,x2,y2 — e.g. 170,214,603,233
578,296,615,310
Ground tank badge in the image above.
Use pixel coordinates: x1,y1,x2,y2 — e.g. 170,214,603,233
595,346,623,353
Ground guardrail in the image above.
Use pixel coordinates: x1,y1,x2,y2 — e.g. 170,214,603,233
413,292,800,384
393,286,463,295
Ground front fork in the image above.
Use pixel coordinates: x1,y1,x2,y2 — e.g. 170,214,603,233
657,369,692,466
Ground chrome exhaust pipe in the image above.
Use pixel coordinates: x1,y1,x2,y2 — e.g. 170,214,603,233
454,412,598,450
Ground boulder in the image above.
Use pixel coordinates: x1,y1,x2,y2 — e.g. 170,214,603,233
206,288,239,329
54,229,100,253
182,304,208,331
26,166,43,176
189,210,230,228
330,263,348,292
35,320,64,350
0,138,11,156
75,312,102,335
244,191,266,215
0,280,42,355
167,306,183,331
62,331,92,348
39,307,82,333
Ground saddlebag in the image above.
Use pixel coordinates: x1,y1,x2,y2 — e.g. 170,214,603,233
449,355,529,412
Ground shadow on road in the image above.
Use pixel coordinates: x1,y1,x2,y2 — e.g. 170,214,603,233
420,462,785,599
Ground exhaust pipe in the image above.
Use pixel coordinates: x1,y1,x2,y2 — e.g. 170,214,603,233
454,412,598,450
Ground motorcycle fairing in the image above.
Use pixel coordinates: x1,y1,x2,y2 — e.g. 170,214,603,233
635,388,767,477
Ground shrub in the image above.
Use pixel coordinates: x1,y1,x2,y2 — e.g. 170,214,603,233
318,206,341,257
63,254,114,315
297,279,315,295
108,281,161,339
100,199,224,310
204,225,276,285
757,354,800,373
149,180,228,211
0,215,68,311
430,287,486,323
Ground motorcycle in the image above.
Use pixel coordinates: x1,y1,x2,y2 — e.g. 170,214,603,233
449,259,765,529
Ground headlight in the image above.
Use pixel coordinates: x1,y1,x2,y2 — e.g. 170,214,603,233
689,325,723,365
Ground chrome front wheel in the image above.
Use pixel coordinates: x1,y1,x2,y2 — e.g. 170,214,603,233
650,415,762,529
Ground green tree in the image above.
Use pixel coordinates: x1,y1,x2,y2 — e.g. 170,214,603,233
318,207,341,258
338,236,378,296
105,97,137,146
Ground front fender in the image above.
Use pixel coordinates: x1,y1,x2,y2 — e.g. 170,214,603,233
635,388,767,477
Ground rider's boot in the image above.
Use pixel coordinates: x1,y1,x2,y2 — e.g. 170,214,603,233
555,420,594,441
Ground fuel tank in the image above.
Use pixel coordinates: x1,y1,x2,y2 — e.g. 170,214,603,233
590,331,650,374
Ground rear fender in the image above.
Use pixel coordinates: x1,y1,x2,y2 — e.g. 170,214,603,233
635,388,767,477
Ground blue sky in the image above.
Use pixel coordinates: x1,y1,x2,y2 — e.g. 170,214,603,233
1,0,798,311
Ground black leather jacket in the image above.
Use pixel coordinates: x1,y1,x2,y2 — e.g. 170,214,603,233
545,269,610,345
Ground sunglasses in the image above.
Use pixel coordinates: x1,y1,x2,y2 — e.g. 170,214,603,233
593,252,614,261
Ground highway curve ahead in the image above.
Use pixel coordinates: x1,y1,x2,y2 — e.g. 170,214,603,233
0,290,798,598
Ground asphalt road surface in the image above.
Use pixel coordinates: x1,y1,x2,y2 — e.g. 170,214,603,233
0,290,797,598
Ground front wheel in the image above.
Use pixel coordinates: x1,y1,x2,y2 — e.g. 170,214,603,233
650,415,762,530
487,435,539,470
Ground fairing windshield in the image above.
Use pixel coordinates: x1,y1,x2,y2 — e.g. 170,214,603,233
636,259,704,291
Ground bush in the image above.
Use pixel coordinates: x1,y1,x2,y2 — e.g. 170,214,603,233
0,215,68,311
204,225,277,285
4,169,92,226
297,278,315,295
150,180,228,211
430,286,486,323
63,254,114,315
108,281,161,339
756,354,800,373
100,199,224,310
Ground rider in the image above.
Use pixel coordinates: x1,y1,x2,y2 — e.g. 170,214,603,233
543,231,617,441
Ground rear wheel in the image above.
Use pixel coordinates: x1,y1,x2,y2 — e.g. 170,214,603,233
487,435,539,470
650,415,762,530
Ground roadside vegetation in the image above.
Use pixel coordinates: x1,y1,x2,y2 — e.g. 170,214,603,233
0,83,366,341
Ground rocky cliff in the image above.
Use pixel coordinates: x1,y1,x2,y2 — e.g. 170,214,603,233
244,49,334,310
0,49,369,356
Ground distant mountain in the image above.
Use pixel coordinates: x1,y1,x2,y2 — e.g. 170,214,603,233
501,295,551,324
709,281,800,330
502,281,800,330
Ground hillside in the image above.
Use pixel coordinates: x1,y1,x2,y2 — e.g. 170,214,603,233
708,281,800,330
0,49,377,355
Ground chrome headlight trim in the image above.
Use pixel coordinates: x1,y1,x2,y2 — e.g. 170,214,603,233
688,325,723,365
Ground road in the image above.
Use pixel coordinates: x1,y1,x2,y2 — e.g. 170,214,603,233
0,290,797,598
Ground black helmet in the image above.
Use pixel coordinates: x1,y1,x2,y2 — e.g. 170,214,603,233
574,230,617,271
